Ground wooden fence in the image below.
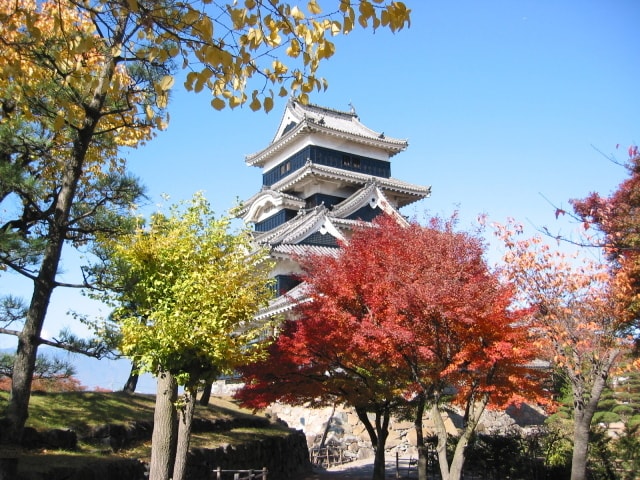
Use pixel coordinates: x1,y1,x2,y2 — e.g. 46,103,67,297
212,467,268,480
309,444,352,468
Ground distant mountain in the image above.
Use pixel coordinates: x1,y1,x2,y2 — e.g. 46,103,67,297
1,346,156,394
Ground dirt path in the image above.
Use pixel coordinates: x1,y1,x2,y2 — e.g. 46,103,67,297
294,456,417,480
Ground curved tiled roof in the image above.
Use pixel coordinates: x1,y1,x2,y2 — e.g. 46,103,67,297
254,205,330,245
251,187,407,249
246,100,408,167
236,188,306,220
271,244,340,259
270,162,431,206
331,182,394,217
252,203,367,247
254,282,310,321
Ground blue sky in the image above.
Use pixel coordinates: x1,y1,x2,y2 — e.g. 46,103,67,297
2,1,639,391
129,1,638,233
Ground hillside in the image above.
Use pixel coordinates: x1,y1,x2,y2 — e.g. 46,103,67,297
0,390,295,478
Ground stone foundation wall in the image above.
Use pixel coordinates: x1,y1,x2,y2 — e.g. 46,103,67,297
265,402,547,460
209,379,548,463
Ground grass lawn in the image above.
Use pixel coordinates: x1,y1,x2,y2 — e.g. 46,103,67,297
0,390,289,475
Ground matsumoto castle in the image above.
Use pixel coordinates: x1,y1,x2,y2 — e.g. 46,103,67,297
236,100,431,320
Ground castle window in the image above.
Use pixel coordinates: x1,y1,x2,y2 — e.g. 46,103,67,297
279,161,291,175
263,145,390,186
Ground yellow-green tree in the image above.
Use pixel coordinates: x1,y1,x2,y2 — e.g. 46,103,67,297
0,0,411,447
101,193,273,480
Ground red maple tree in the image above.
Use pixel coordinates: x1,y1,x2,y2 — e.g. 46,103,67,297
237,214,547,480
570,147,640,332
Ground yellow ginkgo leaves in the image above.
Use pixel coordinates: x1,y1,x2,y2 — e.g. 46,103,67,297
3,1,411,131
179,1,410,112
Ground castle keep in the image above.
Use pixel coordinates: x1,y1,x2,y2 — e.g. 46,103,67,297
237,100,431,321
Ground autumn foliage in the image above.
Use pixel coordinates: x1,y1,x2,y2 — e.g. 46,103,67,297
571,148,640,327
0,0,414,453
237,214,547,480
495,218,633,480
240,214,544,408
0,376,85,393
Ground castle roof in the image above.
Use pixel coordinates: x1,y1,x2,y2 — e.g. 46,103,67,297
253,205,350,246
238,164,431,225
269,162,430,207
246,100,408,167
254,282,310,321
252,185,410,248
236,188,306,220
239,101,430,321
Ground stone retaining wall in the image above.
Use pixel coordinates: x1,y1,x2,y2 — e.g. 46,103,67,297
209,379,548,461
266,402,548,460
187,429,312,480
15,423,311,480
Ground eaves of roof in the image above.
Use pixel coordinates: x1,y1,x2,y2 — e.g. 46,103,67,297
246,118,408,167
253,205,329,246
253,282,310,321
331,182,388,218
270,163,431,199
271,243,340,260
235,188,305,217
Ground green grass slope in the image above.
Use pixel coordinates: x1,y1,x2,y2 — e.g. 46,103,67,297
0,390,289,476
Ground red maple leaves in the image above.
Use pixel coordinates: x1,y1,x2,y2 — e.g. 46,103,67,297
571,146,640,324
237,214,545,413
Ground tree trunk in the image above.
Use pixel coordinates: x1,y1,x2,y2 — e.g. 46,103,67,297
431,403,451,480
5,290,49,444
372,408,390,480
571,413,590,480
354,405,391,480
198,381,212,406
2,40,120,444
569,351,619,480
355,406,378,451
122,361,139,394
173,388,196,480
372,436,387,480
413,394,428,480
4,155,83,444
448,422,474,480
149,371,178,480
431,394,488,480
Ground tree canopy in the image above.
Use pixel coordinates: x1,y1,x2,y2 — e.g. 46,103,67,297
495,218,634,480
238,214,546,480
95,192,274,480
104,193,274,383
570,147,640,330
